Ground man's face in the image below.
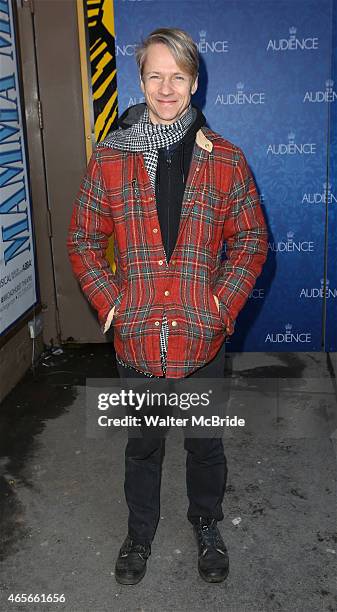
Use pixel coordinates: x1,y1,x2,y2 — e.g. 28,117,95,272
140,42,198,125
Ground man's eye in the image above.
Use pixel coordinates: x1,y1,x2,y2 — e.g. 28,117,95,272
175,76,185,80
149,75,159,79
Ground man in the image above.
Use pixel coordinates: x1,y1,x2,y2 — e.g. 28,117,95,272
68,28,268,585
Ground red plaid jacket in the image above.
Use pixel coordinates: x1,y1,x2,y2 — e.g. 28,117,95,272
67,127,268,378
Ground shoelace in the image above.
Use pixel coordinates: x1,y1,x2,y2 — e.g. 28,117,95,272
197,520,226,556
121,538,150,559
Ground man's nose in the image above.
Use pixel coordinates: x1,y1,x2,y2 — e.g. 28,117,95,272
159,78,174,95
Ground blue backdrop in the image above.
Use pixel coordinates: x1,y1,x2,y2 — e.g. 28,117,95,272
114,0,337,352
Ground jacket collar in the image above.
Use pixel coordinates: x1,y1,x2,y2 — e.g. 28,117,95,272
196,129,213,152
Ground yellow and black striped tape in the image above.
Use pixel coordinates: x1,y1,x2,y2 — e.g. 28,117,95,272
77,0,119,269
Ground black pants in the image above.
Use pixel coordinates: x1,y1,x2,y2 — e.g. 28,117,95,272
116,342,228,545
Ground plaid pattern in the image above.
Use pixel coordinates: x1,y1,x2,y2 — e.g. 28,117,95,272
95,106,192,377
67,127,268,378
116,313,168,377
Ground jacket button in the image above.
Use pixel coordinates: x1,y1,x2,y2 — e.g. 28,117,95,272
158,260,163,265
153,228,158,233
171,259,176,265
155,321,160,326
171,320,177,327
164,290,170,296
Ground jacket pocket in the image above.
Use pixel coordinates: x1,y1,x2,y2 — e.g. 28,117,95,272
113,284,128,318
206,288,225,332
181,285,225,340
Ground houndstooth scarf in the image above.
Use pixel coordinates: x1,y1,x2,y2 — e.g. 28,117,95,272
97,104,195,189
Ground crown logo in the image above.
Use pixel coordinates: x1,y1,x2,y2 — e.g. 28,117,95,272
326,79,334,89
288,132,295,142
236,82,244,90
289,26,297,36
285,323,292,331
199,30,206,39
320,278,330,286
287,231,294,240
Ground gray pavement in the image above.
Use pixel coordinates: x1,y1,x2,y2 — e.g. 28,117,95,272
0,347,336,612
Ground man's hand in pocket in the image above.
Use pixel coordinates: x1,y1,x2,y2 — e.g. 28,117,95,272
213,294,220,313
103,305,116,333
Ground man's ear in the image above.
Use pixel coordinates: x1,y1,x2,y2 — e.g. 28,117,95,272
191,75,198,95
140,75,145,93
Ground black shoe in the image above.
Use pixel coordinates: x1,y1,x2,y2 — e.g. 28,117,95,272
193,517,229,583
115,535,151,585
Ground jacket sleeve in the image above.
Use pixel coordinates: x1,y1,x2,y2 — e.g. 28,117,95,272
67,149,122,332
213,149,268,335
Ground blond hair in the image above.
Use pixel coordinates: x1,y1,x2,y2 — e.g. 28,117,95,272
136,28,199,81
